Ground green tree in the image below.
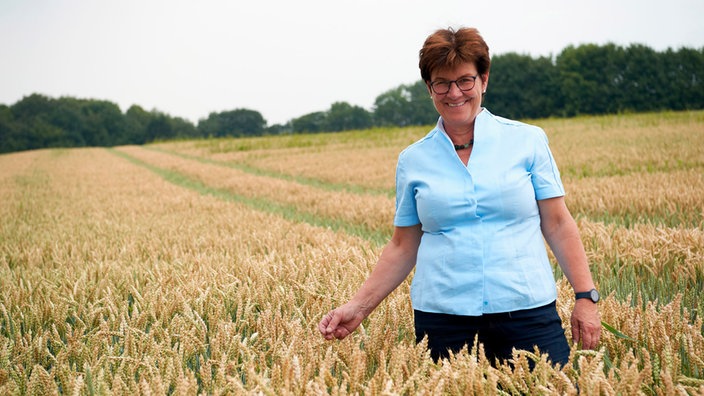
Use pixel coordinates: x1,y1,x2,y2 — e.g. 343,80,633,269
556,43,625,115
79,99,125,146
8,94,132,148
42,97,86,147
373,85,411,126
406,80,437,125
618,44,664,112
9,94,62,150
373,80,435,126
198,109,266,137
325,101,372,131
123,106,197,144
662,47,704,110
124,105,152,144
487,53,561,119
169,116,198,139
0,105,22,154
266,122,292,135
291,111,327,133
10,93,52,119
145,113,174,142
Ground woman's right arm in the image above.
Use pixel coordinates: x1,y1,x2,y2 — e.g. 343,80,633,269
318,224,422,340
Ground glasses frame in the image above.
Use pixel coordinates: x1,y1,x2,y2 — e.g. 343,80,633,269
429,75,479,95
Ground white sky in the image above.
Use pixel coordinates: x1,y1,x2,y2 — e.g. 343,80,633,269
1,0,703,126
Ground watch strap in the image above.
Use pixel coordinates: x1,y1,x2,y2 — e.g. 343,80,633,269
575,288,599,302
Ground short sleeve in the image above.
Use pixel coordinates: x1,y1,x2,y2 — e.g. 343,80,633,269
530,128,565,200
393,153,421,226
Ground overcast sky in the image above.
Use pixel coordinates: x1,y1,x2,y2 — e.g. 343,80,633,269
1,0,703,126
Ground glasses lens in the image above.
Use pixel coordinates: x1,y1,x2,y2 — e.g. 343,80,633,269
457,77,476,90
432,82,451,94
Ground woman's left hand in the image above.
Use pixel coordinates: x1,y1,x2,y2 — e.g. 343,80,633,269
538,197,602,349
571,299,601,349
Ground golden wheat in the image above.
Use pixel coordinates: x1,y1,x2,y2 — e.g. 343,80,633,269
543,111,704,176
564,168,704,227
0,148,380,393
153,126,427,192
1,111,703,394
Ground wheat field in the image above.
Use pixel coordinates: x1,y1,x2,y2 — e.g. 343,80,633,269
1,111,703,395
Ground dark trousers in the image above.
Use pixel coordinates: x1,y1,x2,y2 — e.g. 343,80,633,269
414,301,570,366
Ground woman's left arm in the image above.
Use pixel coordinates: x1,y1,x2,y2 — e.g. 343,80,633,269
538,196,601,350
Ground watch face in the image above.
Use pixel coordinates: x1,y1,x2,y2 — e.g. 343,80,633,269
590,289,600,302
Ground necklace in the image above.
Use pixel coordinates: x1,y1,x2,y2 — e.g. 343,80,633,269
453,139,474,150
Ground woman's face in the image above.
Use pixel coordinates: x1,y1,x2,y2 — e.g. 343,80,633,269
428,62,488,134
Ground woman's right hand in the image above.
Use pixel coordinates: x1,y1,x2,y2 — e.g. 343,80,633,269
318,225,422,341
318,303,366,340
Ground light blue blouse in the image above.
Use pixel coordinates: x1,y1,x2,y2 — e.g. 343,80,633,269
394,109,565,316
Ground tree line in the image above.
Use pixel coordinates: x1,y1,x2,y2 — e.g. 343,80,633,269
1,43,702,154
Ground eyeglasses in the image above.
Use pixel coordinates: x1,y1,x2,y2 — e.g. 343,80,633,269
429,75,478,95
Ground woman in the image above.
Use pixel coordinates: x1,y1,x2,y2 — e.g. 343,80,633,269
318,27,601,366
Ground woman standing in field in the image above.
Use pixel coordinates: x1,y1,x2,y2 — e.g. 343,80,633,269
318,27,601,365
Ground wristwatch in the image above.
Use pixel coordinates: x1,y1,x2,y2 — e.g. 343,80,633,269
575,288,600,303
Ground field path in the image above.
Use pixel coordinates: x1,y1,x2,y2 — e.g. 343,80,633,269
112,146,395,244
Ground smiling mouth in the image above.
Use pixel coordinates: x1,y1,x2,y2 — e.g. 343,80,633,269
448,101,467,108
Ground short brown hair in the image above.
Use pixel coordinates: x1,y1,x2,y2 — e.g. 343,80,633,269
419,27,491,82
